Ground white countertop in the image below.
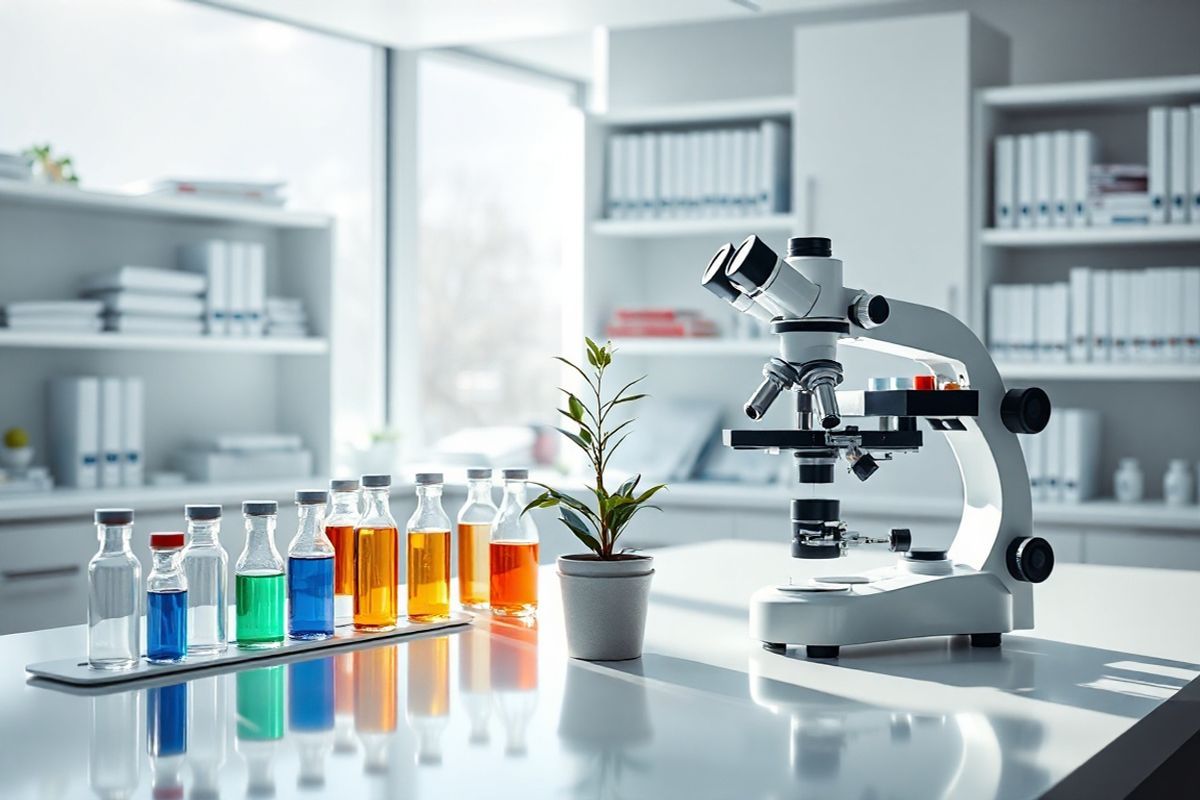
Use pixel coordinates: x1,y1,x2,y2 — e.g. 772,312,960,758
2,540,1198,799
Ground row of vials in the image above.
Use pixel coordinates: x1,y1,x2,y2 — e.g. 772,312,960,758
87,469,539,670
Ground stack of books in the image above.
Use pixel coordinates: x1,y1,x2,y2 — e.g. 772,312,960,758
80,267,206,336
0,300,103,332
0,151,30,181
265,297,308,338
128,179,286,206
1089,164,1149,226
604,308,718,338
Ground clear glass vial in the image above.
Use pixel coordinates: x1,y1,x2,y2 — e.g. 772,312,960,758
288,490,336,640
1163,459,1194,507
88,508,142,670
354,474,399,631
407,473,453,621
236,501,286,649
182,504,229,656
1114,458,1144,504
490,469,540,617
457,467,497,610
147,531,189,664
325,478,361,626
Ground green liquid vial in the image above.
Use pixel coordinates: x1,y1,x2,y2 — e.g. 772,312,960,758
236,572,285,648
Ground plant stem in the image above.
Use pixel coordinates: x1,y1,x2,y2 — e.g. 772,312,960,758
593,360,610,557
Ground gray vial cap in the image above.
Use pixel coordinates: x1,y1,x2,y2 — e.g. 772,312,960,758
295,490,328,505
415,472,443,485
330,478,360,492
243,500,278,516
185,504,222,521
466,467,493,480
361,474,391,488
502,468,529,480
95,508,134,525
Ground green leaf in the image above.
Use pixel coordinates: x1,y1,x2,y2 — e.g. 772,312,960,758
554,426,592,454
612,393,648,406
584,337,602,362
553,357,596,393
567,394,585,422
522,492,556,515
579,427,592,444
616,474,641,498
559,507,601,554
601,417,635,445
602,376,646,410
634,484,667,504
585,347,598,368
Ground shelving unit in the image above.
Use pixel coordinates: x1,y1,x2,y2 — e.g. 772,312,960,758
997,362,1200,381
0,329,327,355
591,213,793,239
981,225,1200,248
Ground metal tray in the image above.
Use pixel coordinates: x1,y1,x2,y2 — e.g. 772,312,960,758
26,612,472,690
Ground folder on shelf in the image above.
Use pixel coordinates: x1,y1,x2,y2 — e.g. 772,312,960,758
1014,284,1036,361
1060,408,1101,503
80,266,205,297
1163,267,1185,362
701,129,718,217
1070,130,1095,227
1149,106,1169,224
1016,134,1035,229
1025,424,1045,501
98,376,122,488
1035,283,1068,363
728,129,744,217
245,242,267,337
178,240,229,335
48,376,99,489
625,133,642,220
643,132,660,220
1068,267,1091,363
658,132,675,219
1192,106,1200,222
1185,267,1200,363
605,134,624,219
227,241,248,336
682,131,699,218
744,128,761,218
1052,130,1072,228
760,119,790,215
87,290,204,318
1034,132,1054,228
121,377,143,487
988,283,1008,360
1041,411,1064,502
1168,107,1191,224
993,135,1015,229
1109,270,1132,362
1128,270,1149,362
1090,269,1111,362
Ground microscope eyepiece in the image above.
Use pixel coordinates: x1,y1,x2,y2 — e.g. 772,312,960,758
727,235,781,293
700,242,740,302
786,236,832,258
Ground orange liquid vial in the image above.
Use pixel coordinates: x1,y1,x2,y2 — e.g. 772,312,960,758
328,524,356,596
458,522,491,609
407,529,451,621
354,526,398,631
489,541,539,616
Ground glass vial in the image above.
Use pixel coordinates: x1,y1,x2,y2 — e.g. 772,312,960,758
1163,459,1195,507
407,473,452,621
354,474,399,631
326,478,361,626
458,467,496,610
1114,458,1144,504
288,490,336,640
236,501,285,649
147,531,189,664
182,504,229,656
490,469,539,617
88,508,141,670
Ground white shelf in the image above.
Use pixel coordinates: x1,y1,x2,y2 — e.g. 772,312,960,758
997,361,1200,381
594,95,794,127
591,214,795,238
611,337,772,356
0,178,332,229
0,329,328,355
981,225,1200,248
980,74,1200,111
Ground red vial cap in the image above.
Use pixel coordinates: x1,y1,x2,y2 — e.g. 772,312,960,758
149,531,186,549
913,375,936,391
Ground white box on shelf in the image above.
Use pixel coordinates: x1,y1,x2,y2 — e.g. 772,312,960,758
98,376,122,488
121,377,144,487
993,135,1015,229
1016,134,1035,229
1060,408,1101,503
1052,130,1073,228
48,376,99,489
1068,267,1091,363
1090,269,1111,362
1034,132,1054,228
1035,283,1068,363
1148,106,1169,224
174,448,313,483
1168,107,1191,223
245,242,266,337
1070,130,1095,227
178,240,229,336
683,131,700,218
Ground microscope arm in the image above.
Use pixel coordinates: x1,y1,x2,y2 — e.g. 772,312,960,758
839,295,1035,628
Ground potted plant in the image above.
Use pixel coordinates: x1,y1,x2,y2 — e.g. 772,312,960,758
525,338,665,661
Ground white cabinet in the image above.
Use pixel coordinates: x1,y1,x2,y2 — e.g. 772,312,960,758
793,12,1008,321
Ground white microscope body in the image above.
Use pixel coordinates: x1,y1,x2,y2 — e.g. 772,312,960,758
702,235,1054,658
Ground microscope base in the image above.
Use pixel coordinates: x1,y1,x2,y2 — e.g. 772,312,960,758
750,561,1016,657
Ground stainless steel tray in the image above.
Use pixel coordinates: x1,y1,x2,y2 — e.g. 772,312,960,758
26,612,472,689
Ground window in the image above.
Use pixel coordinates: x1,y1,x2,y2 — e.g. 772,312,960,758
415,54,584,444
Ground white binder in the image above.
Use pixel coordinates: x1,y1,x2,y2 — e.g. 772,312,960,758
988,284,1008,360
1034,132,1054,228
98,377,122,488
1148,107,1169,224
760,120,789,215
701,130,718,217
1192,106,1200,223
1016,134,1035,229
1185,268,1200,363
1163,267,1185,362
1015,284,1036,361
49,376,99,489
1168,108,1191,223
993,136,1015,229
178,240,229,336
1068,267,1091,363
625,133,642,220
121,377,144,487
1070,130,1095,227
1052,131,1072,227
1090,269,1111,362
744,128,761,218
640,132,658,220
730,129,747,217
684,131,701,218
1060,409,1101,504
1041,411,1064,503
226,241,248,336
245,242,266,337
606,135,624,219
1128,271,1148,362
1027,424,1046,502
1109,271,1132,362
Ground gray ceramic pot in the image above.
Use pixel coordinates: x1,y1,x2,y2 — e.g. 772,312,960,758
557,554,654,661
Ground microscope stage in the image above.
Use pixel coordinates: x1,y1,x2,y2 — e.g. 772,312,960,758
723,428,923,451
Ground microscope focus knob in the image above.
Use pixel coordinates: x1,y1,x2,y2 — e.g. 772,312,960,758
850,293,890,329
888,528,911,553
1001,387,1051,434
1007,537,1055,583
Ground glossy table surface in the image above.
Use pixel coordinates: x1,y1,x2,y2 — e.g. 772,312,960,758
3,539,1199,799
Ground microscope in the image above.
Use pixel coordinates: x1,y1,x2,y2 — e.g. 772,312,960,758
702,235,1054,659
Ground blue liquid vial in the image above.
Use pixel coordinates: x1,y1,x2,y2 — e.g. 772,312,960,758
287,491,335,640
147,531,188,664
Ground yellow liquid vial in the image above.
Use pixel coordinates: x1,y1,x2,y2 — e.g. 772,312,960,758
354,526,398,631
458,522,491,609
407,528,450,621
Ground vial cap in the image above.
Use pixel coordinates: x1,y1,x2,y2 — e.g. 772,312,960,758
913,375,936,391
361,474,391,488
502,468,529,480
330,478,360,492
415,472,443,485
466,467,493,480
184,504,221,521
242,500,278,516
94,508,134,525
295,489,327,505
150,531,186,549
